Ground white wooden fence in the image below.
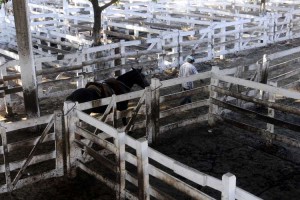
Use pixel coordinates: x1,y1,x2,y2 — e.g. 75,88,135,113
1,64,299,198
0,0,300,113
60,63,300,199
211,67,300,148
63,101,262,200
0,111,65,193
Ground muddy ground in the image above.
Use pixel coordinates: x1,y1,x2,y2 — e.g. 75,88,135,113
1,39,300,200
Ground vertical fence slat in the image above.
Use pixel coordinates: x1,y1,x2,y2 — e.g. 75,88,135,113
267,81,277,145
146,78,160,144
221,173,236,200
209,66,220,126
64,101,80,177
0,127,12,192
145,86,153,143
54,110,64,176
136,138,150,200
116,131,126,200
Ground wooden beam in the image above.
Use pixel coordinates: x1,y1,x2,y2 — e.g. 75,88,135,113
73,139,117,173
211,98,300,132
217,115,300,148
13,0,39,117
35,43,70,54
104,30,146,41
148,165,215,200
212,86,300,116
213,73,300,99
160,86,209,103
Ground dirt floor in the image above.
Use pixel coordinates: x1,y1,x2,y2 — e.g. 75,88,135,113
1,39,300,200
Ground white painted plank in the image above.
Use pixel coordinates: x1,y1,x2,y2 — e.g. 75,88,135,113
2,114,54,133
161,71,211,88
76,110,118,138
213,73,300,99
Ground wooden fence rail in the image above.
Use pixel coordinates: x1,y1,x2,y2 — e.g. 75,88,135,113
1,0,300,115
64,100,262,200
0,111,65,193
210,68,300,148
1,64,299,198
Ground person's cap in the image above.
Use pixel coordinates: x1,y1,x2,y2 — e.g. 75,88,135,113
185,55,195,63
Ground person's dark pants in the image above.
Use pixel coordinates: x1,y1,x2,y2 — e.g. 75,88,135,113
180,88,192,105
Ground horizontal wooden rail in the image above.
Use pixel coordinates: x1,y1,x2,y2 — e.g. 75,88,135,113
216,115,300,148
213,73,300,99
212,86,300,116
148,164,215,200
0,133,55,154
211,98,300,132
160,100,209,118
77,160,138,200
0,169,60,194
2,114,54,133
75,126,117,154
124,148,215,200
161,71,211,89
147,147,222,190
160,114,208,134
0,151,56,173
76,110,118,138
74,139,117,173
76,90,144,111
160,86,209,103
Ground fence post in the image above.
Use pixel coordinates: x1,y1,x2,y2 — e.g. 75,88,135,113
145,86,152,143
120,40,126,68
266,81,277,146
0,126,12,192
261,54,269,83
116,131,126,200
172,32,178,66
146,78,160,143
221,173,236,200
234,18,240,51
112,94,117,128
220,20,226,60
258,54,269,99
136,138,150,200
54,110,65,176
178,32,183,65
63,101,80,177
0,61,7,112
209,66,220,126
208,26,214,60
260,0,266,15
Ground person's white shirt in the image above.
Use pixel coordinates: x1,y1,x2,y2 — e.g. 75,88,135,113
178,62,198,89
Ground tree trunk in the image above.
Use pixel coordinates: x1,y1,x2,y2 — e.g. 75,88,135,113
91,0,102,46
91,0,117,46
260,0,266,14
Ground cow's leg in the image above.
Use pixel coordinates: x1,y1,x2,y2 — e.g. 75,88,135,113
122,117,127,126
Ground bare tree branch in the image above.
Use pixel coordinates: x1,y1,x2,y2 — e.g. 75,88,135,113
99,0,119,11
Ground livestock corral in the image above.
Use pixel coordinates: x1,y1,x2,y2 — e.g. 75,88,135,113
0,0,300,200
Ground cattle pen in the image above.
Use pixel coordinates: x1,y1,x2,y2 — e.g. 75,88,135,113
1,0,300,114
0,0,300,199
0,64,300,199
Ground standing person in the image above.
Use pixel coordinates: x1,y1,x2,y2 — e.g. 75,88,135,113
178,55,198,105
